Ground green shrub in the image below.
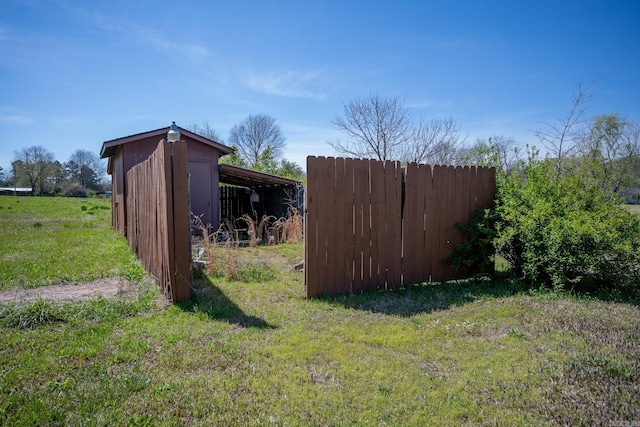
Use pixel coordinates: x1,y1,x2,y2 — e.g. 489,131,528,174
495,158,640,294
445,207,499,275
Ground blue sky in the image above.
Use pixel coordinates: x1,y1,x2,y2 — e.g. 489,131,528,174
1,0,639,174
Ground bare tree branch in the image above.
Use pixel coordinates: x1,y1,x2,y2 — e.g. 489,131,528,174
186,121,223,142
534,81,592,175
329,94,413,161
405,116,466,165
228,114,286,167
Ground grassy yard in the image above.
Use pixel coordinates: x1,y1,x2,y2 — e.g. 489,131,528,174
0,196,145,290
1,197,639,425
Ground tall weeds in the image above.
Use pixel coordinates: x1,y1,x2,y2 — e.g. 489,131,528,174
195,208,303,281
271,207,303,244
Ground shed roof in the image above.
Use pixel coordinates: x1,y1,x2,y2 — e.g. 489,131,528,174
100,125,234,159
219,164,300,188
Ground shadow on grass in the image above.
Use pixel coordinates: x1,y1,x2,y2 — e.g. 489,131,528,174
320,273,532,317
177,276,275,329
322,271,640,317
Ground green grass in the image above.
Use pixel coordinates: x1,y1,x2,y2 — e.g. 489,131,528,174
1,198,639,425
625,203,640,215
0,196,145,290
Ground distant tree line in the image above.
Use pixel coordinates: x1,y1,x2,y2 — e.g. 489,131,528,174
2,147,107,196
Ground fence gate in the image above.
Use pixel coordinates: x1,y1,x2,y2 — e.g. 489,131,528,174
304,156,495,298
126,140,191,302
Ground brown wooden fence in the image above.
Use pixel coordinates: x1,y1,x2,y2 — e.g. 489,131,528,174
126,140,191,302
304,156,496,298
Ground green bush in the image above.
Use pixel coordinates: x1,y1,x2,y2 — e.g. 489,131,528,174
495,158,640,294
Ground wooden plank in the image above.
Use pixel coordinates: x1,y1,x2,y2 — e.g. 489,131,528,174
444,166,458,280
374,161,389,289
327,158,348,295
319,157,335,295
163,141,177,302
344,158,356,293
400,163,412,285
304,156,320,298
363,160,373,290
456,165,471,279
403,162,420,285
326,157,341,296
382,161,395,288
448,166,465,279
352,158,367,292
369,160,384,290
430,165,445,281
423,164,435,283
391,163,403,288
415,163,428,284
171,140,192,302
468,166,478,220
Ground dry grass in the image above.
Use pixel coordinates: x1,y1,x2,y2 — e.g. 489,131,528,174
271,207,303,244
191,214,240,280
193,208,303,282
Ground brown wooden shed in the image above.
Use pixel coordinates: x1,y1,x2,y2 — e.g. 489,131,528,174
100,124,234,236
101,124,302,238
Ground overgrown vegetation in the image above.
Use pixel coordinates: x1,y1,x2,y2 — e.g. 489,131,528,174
450,86,640,298
496,156,640,293
193,207,303,282
450,150,640,298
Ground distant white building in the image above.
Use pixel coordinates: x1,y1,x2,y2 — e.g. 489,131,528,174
0,187,32,196
619,187,640,204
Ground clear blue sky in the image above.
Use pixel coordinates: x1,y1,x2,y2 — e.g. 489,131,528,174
1,0,639,173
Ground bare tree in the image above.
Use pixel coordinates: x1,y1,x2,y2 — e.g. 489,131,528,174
186,120,222,142
67,149,106,189
534,82,592,176
228,114,286,167
404,116,466,165
329,94,413,161
13,145,56,194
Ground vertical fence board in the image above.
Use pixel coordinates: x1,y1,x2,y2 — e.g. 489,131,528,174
369,160,382,289
171,141,191,302
387,161,403,289
455,166,471,279
317,157,332,295
404,163,428,286
422,164,434,282
415,164,429,283
430,165,446,282
352,159,367,292
447,166,464,279
363,160,374,290
401,163,414,285
304,156,495,297
304,156,319,298
327,158,346,293
443,166,458,279
334,157,350,294
344,158,356,292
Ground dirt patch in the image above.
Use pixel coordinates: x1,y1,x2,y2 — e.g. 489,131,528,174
0,278,139,304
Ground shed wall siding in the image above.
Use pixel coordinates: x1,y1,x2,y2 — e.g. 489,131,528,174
110,135,221,237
